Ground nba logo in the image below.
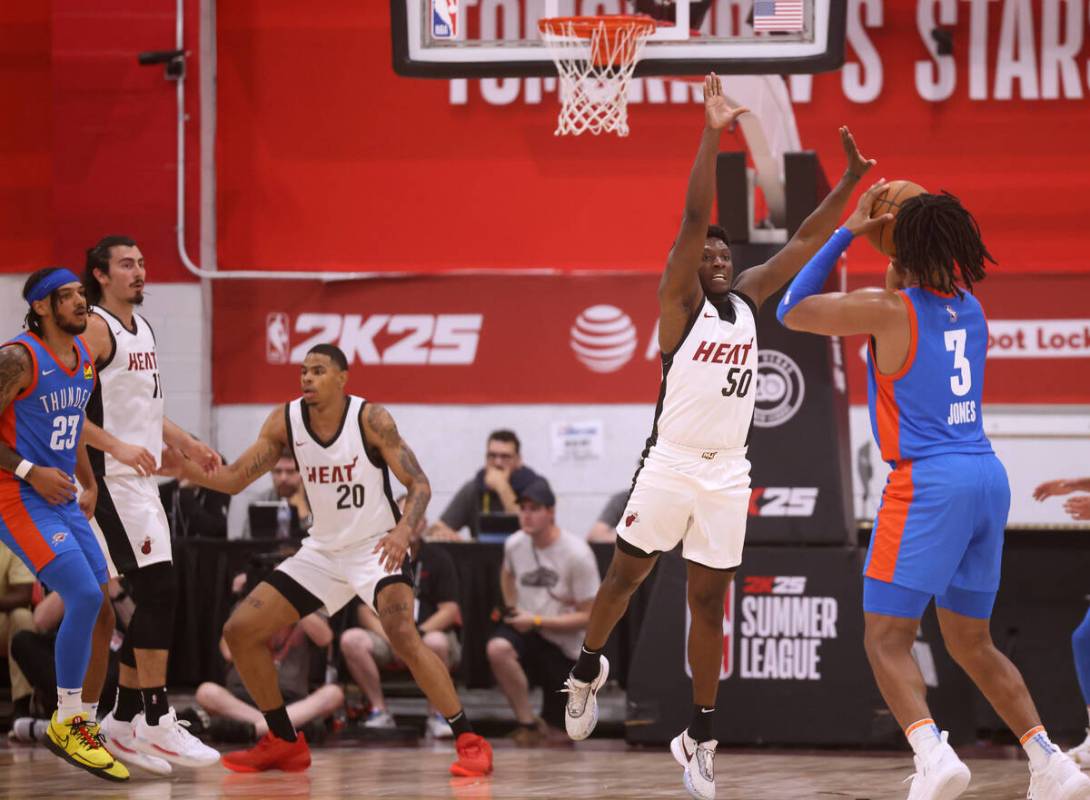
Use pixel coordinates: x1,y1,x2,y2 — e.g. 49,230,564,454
432,0,458,39
266,312,290,365
684,580,735,679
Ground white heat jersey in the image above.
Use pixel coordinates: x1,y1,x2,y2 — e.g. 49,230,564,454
287,395,399,551
653,292,758,451
88,308,164,477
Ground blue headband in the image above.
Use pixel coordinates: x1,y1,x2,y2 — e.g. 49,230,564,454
26,269,82,305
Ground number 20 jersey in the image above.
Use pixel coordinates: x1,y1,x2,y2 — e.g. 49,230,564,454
287,395,399,551
653,292,758,451
866,287,994,464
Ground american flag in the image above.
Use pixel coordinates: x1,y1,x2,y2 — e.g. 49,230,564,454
753,0,805,32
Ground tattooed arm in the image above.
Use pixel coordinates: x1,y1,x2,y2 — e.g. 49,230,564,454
166,406,288,495
0,345,32,474
362,403,432,571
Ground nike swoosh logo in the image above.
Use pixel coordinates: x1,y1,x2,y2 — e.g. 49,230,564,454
701,708,714,713
294,440,307,447
42,369,55,376
703,313,716,318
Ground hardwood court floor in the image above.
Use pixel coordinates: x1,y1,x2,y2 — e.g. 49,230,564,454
0,739,1033,799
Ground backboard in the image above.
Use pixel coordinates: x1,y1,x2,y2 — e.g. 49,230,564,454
391,0,846,78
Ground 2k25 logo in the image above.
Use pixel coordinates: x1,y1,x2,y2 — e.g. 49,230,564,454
266,313,484,366
742,576,808,595
748,487,818,517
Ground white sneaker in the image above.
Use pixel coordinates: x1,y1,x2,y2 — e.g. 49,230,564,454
670,729,717,800
562,655,610,741
363,709,397,729
1030,752,1090,800
1068,729,1090,768
132,708,219,768
904,731,971,800
426,712,453,739
99,712,173,776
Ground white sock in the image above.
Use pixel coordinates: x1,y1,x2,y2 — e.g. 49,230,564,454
83,702,99,722
56,688,84,722
906,718,942,757
1021,726,1058,770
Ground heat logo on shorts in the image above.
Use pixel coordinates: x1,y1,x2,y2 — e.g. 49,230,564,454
624,511,639,528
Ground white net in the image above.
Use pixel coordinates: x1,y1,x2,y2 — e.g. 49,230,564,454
539,17,656,138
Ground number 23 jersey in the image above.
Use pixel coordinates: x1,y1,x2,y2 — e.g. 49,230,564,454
287,395,400,551
653,292,758,451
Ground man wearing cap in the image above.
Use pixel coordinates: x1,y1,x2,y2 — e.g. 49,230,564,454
485,478,601,744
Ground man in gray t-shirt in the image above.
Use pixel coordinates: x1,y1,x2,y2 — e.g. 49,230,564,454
485,479,600,742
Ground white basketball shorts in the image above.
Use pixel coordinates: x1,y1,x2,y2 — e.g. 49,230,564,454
91,474,173,577
616,438,751,570
274,536,410,615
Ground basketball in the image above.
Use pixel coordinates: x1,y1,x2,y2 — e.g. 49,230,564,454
864,180,929,257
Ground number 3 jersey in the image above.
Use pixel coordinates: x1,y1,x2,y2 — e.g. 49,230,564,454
867,287,993,464
653,292,759,451
286,395,400,551
0,333,96,483
86,308,164,477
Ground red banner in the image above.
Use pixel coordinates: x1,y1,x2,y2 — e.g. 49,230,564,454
215,1,1090,275
213,272,1090,406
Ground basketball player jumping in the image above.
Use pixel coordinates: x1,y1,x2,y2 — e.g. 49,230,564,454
0,269,127,781
166,344,493,777
777,191,1090,800
563,73,877,800
78,235,221,773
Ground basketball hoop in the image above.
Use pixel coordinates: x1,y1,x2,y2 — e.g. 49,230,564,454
538,15,657,138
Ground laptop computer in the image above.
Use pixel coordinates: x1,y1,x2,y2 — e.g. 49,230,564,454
476,512,520,544
248,501,301,540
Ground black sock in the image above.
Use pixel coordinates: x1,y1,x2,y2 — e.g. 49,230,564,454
114,686,143,723
688,705,715,743
572,645,603,683
264,705,297,742
141,687,169,726
445,709,473,738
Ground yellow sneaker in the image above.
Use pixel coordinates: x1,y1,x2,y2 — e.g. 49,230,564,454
45,713,130,781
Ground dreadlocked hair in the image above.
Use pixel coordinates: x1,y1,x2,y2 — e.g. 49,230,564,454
22,267,66,335
892,192,995,298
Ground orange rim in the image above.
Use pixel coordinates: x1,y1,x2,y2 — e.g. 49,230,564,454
537,14,658,38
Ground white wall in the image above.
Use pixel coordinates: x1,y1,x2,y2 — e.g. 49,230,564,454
0,277,210,441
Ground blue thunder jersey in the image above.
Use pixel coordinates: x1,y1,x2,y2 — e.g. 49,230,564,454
866,287,994,464
0,333,96,481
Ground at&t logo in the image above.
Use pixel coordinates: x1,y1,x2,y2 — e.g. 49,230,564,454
570,305,637,373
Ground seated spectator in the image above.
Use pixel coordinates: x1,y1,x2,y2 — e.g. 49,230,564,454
428,429,540,541
10,578,130,726
341,496,462,738
0,542,35,720
242,450,312,539
159,475,231,538
586,490,629,543
195,585,342,741
486,479,601,745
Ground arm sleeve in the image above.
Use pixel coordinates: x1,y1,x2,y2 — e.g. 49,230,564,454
776,227,854,324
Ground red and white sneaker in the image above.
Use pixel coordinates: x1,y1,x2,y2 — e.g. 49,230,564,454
132,707,219,768
450,732,493,777
100,712,172,775
221,732,311,773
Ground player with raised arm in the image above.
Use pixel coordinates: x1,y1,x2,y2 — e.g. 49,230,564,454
778,191,1090,800
562,73,877,800
0,268,127,781
167,344,493,777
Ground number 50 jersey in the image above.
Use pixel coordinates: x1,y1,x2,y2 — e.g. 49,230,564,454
287,395,400,551
867,287,994,464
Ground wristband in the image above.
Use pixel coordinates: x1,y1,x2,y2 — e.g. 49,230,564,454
533,615,542,629
14,460,34,480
